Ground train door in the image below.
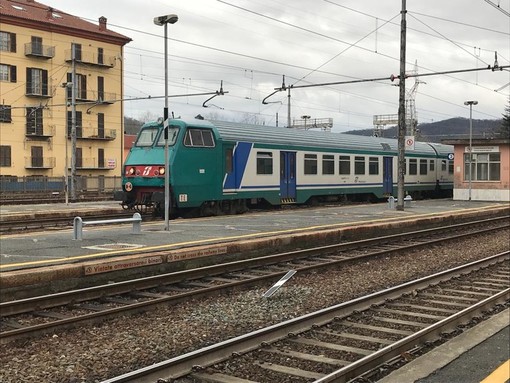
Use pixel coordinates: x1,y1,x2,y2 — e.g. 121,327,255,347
280,151,296,200
383,156,393,195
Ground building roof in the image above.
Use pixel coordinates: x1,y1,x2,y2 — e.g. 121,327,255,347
442,137,510,145
0,0,131,45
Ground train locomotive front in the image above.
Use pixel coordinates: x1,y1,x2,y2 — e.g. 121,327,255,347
115,120,179,216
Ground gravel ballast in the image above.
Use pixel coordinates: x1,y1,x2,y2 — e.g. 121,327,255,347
0,230,509,383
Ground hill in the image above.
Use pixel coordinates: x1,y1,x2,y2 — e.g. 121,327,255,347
344,118,504,143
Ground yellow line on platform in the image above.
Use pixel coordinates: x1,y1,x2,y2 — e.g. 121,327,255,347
480,360,510,383
0,205,507,270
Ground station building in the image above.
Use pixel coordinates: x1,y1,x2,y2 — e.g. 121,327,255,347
442,137,510,202
0,0,131,182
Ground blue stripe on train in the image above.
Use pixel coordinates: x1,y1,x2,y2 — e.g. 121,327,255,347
223,142,252,190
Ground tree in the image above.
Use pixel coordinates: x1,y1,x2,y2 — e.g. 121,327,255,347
500,101,510,138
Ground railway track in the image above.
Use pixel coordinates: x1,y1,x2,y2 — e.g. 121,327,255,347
104,252,510,383
1,217,508,345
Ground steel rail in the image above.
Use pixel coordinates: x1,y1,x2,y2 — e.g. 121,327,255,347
101,252,509,382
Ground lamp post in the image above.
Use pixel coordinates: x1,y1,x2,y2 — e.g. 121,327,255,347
154,13,178,231
464,100,478,201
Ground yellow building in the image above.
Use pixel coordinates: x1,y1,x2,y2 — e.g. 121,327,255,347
0,0,131,187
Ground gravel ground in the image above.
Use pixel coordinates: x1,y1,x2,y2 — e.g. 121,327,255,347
0,230,509,383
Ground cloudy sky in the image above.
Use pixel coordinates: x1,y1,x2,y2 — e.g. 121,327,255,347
48,0,509,132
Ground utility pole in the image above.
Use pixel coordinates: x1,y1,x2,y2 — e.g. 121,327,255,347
396,0,407,211
70,43,77,200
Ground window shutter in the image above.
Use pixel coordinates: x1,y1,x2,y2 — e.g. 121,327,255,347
42,69,48,95
10,33,16,53
10,66,16,83
66,73,72,99
26,68,32,94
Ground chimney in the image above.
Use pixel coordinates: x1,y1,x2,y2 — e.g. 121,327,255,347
99,16,107,31
47,7,53,19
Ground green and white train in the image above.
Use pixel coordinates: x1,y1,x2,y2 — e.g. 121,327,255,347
114,118,454,217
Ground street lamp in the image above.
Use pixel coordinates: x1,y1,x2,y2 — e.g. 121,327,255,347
154,13,178,231
464,100,478,201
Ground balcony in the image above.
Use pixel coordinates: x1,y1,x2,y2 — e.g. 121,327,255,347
68,126,117,141
24,43,55,59
68,90,116,104
26,84,55,98
25,157,55,169
65,49,116,68
25,124,55,140
70,157,117,170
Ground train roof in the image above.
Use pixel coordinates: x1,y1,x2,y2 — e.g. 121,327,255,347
202,120,453,157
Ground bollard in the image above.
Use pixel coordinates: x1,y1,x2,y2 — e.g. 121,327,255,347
404,195,413,208
387,196,395,209
132,212,141,234
73,216,83,240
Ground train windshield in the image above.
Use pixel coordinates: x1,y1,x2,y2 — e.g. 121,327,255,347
135,128,160,147
156,126,180,146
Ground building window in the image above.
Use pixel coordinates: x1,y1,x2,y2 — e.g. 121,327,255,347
76,147,83,168
98,47,104,64
67,111,83,137
304,154,317,175
98,113,105,138
419,159,428,175
354,156,365,175
322,154,334,175
98,76,105,101
0,104,12,122
26,107,43,135
72,43,82,61
464,153,500,181
0,64,16,82
98,148,105,168
256,152,273,175
339,155,350,175
409,158,418,175
183,128,215,147
368,157,379,175
26,68,48,96
31,146,43,168
0,31,16,52
66,72,87,99
0,145,11,166
31,36,43,55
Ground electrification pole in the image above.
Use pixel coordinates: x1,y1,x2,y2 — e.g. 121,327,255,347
396,0,407,211
71,44,77,200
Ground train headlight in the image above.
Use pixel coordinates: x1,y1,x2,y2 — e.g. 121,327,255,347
159,167,165,175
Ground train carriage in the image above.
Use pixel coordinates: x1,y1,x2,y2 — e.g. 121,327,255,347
115,118,454,217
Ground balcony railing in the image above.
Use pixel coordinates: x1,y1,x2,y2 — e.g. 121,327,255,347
69,157,117,170
25,157,56,169
68,90,116,104
24,43,55,59
68,126,117,141
65,49,116,68
26,84,55,98
25,124,55,139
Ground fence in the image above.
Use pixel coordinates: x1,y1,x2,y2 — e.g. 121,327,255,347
0,175,122,198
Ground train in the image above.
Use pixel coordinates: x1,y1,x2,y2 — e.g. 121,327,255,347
114,117,454,217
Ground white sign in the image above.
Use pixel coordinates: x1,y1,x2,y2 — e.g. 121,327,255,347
465,146,499,153
405,136,415,151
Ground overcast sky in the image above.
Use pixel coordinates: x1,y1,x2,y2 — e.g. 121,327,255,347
47,0,510,132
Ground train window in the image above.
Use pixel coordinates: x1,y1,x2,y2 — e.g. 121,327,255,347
156,126,179,146
136,128,159,147
339,155,350,175
420,159,427,175
354,156,365,175
304,154,317,175
429,160,435,171
257,152,273,175
369,157,379,175
322,155,334,175
441,160,447,171
409,159,417,175
184,128,215,148
225,148,233,173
